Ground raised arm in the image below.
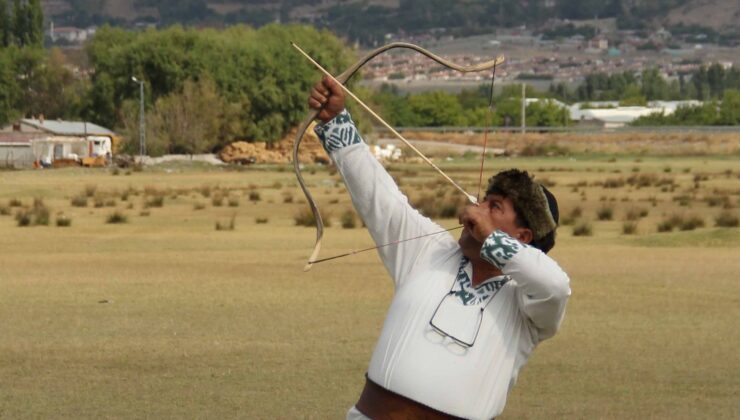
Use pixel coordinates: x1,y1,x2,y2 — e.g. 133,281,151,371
308,77,452,286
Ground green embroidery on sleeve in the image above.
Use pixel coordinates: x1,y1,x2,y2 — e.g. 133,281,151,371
480,230,524,268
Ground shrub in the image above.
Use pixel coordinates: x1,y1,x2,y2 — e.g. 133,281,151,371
622,221,638,235
215,214,236,231
106,211,128,224
85,184,97,197
624,208,647,222
705,195,729,208
572,221,593,236
680,215,704,231
272,181,283,189
145,195,165,208
0,205,10,216
228,197,240,207
249,191,261,203
200,185,212,198
15,211,31,226
294,207,331,227
139,210,151,217
193,202,206,210
111,168,120,176
212,195,224,207
8,198,22,207
603,178,625,188
282,192,294,203
596,206,614,221
255,217,269,224
105,199,117,207
56,215,72,227
715,211,738,227
329,198,339,204
341,210,357,229
657,214,684,233
673,194,692,207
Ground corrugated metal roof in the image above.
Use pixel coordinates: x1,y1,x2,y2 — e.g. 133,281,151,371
21,119,115,136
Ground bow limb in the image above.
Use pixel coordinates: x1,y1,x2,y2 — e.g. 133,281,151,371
294,42,505,271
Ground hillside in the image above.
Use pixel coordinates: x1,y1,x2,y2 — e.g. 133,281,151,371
41,0,739,44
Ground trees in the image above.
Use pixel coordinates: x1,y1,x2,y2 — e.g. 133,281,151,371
85,24,351,147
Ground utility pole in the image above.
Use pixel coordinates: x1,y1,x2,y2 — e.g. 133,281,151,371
131,77,146,160
521,83,526,134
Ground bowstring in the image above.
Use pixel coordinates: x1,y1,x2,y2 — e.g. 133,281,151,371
307,54,501,267
476,61,497,203
308,226,464,265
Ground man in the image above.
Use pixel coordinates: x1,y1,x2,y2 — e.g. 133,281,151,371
308,76,571,420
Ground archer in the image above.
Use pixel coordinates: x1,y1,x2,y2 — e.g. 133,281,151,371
309,75,571,420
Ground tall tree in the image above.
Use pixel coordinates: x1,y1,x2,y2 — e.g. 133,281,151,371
27,0,43,47
0,0,10,47
12,0,27,46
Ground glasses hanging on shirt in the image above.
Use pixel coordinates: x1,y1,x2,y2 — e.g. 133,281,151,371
429,264,507,348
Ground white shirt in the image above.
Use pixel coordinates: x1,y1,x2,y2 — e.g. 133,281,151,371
318,112,571,419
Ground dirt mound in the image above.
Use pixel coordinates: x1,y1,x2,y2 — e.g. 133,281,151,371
219,123,330,165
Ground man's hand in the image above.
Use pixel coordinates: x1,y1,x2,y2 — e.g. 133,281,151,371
308,76,346,123
459,204,497,243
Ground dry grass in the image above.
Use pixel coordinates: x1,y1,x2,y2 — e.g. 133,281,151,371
0,156,738,419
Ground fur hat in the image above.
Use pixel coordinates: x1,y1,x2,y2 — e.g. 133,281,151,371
485,169,558,240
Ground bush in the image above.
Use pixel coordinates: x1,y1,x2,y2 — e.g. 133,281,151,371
622,221,638,235
56,215,72,227
603,178,625,188
249,191,261,203
85,184,97,197
212,195,224,207
255,217,269,224
228,197,240,207
106,211,128,224
624,207,647,221
139,210,151,217
8,198,22,207
596,206,614,221
15,211,31,226
15,198,50,227
215,214,236,231
715,211,738,227
0,205,10,216
294,207,331,227
341,210,357,229
193,202,206,210
679,215,704,231
145,195,165,208
282,192,294,203
572,221,593,236
657,214,684,233
200,185,212,198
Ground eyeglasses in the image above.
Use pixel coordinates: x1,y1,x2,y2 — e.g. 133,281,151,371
429,279,502,349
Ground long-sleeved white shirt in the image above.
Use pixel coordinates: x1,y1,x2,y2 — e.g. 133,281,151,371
315,111,571,419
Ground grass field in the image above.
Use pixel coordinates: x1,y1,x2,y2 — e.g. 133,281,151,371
1,154,739,419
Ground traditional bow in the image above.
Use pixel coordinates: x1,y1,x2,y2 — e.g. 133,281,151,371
292,42,504,271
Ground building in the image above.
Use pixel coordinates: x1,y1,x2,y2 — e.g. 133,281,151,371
0,118,117,168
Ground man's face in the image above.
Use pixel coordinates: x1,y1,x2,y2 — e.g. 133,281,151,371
458,193,526,255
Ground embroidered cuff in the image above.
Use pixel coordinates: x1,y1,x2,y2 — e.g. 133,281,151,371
313,110,363,153
480,230,525,269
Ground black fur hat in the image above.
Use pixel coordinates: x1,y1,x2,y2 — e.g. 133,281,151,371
485,169,558,240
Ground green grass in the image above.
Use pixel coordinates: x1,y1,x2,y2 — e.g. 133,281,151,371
0,156,738,419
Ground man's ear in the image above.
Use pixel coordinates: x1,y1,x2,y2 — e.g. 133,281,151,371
516,228,534,245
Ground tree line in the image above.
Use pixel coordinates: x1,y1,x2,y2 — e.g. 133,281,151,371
0,0,43,48
0,23,351,155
